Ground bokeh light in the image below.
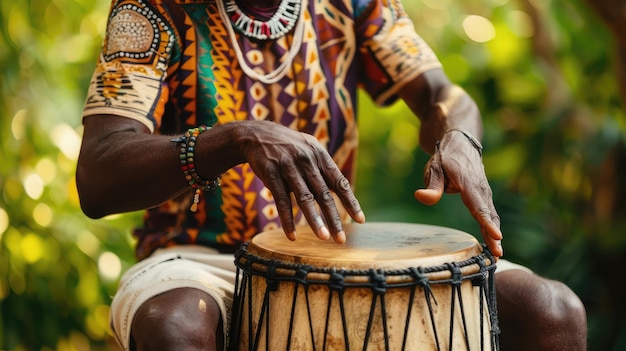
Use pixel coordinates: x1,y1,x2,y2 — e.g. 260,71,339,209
11,109,27,140
20,233,44,264
0,207,9,240
51,123,82,161
463,15,496,43
76,231,101,258
36,158,58,185
33,203,53,227
98,251,122,281
23,173,45,200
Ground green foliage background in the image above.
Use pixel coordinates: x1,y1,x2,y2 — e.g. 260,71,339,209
1,0,625,350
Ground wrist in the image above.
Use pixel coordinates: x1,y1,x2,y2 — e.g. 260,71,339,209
171,126,222,212
436,129,483,156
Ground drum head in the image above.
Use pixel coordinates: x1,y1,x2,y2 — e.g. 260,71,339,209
248,222,483,270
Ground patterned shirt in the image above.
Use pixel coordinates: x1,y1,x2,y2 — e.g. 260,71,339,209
82,0,441,260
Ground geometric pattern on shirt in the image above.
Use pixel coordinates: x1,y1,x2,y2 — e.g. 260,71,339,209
104,0,173,66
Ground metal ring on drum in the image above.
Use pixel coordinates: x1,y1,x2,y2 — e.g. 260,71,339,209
228,222,500,351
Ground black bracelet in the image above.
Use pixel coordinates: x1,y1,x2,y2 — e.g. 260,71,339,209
437,129,483,156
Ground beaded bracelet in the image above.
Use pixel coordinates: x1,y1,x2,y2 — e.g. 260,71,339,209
436,128,483,156
171,126,221,212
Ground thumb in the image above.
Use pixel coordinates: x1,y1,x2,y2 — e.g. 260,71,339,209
414,157,445,206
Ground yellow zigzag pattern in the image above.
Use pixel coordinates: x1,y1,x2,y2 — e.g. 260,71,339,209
179,13,199,126
206,3,248,124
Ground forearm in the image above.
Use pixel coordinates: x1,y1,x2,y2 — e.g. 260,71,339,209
76,116,244,218
77,134,185,217
399,69,483,155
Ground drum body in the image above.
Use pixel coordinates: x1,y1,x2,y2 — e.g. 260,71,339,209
229,222,499,351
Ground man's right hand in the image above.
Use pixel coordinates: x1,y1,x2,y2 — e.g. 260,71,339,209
231,120,366,244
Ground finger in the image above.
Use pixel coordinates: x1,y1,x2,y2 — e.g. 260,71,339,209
482,226,501,263
414,155,445,206
466,193,503,243
482,223,504,258
460,180,504,257
261,162,298,241
315,185,346,244
483,203,504,257
317,150,365,225
296,150,347,243
281,158,332,242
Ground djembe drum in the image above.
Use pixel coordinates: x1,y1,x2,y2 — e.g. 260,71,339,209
229,222,500,351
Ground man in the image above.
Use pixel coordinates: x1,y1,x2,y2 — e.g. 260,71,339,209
76,0,587,350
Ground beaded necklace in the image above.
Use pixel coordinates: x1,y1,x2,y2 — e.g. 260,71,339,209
221,0,302,41
217,0,307,84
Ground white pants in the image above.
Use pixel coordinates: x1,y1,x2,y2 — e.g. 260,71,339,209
109,246,236,351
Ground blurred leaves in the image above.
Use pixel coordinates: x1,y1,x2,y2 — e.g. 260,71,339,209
1,0,138,349
1,0,625,350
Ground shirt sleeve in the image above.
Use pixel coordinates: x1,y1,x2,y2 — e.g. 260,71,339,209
81,0,176,133
355,0,442,106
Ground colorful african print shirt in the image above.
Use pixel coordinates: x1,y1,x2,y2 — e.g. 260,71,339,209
82,0,441,260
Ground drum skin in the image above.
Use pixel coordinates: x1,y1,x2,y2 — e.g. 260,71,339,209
230,222,498,351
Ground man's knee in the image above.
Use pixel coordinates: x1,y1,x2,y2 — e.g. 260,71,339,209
131,287,224,351
496,270,587,351
542,278,587,329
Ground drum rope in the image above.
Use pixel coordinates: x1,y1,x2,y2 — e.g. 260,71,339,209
251,283,269,350
230,243,501,351
338,290,351,351
410,266,442,351
477,259,487,351
285,282,299,350
401,268,425,349
235,262,496,287
367,270,392,350
303,285,317,349
322,290,333,350
446,263,472,351
486,249,501,351
379,294,391,350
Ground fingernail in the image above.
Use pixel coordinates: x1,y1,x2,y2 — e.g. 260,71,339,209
320,226,330,240
356,211,366,223
287,231,297,241
336,230,346,244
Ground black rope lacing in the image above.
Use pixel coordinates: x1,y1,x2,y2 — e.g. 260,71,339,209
229,243,499,351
